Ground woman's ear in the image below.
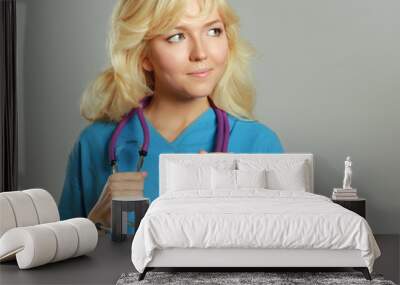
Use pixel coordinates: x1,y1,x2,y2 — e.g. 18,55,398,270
142,57,153,72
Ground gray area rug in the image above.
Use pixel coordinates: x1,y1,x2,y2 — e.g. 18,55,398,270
116,271,396,285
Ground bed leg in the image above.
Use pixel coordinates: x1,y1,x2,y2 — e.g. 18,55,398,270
138,268,148,281
354,267,371,280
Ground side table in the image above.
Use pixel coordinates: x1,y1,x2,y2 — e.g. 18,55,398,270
112,197,150,242
332,198,366,218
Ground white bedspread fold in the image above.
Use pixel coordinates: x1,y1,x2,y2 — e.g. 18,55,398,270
131,190,380,273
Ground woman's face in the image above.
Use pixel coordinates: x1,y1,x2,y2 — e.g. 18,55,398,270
142,0,229,100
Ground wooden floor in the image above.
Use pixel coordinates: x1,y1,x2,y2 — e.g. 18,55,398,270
373,234,399,284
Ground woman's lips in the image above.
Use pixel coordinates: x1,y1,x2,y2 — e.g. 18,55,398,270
187,68,212,78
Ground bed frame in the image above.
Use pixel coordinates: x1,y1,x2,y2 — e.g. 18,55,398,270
140,248,371,280
138,153,372,281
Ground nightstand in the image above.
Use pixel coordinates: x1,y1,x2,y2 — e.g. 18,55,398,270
111,197,150,242
332,198,366,218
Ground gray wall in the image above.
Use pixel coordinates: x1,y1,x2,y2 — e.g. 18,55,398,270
16,0,400,234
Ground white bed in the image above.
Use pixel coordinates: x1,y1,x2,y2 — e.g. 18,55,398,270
131,153,381,281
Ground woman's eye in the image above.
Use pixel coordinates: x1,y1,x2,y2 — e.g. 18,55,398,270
166,28,223,43
208,28,222,37
167,33,185,43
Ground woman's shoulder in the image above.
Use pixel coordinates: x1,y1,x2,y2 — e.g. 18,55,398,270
227,114,284,153
228,114,278,138
78,120,117,145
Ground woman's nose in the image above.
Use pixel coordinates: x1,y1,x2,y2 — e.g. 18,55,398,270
189,37,208,62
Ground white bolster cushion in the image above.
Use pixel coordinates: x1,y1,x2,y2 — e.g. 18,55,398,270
42,221,79,262
0,189,60,238
0,218,98,269
65,218,98,257
23,189,60,223
0,196,17,237
0,191,39,227
0,226,57,268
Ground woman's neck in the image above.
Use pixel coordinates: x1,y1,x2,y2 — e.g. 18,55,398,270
142,93,211,139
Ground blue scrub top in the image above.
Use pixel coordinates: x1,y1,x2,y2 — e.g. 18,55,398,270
58,107,284,220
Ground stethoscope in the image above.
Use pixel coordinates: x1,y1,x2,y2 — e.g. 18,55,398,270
108,95,230,173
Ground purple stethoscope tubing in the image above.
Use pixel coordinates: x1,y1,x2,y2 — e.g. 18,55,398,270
108,95,229,173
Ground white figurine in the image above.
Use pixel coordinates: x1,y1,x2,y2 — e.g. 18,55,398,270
342,156,352,189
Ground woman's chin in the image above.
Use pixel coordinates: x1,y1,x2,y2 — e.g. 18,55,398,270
185,88,214,99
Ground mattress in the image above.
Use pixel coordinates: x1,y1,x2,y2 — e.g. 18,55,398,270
131,189,381,273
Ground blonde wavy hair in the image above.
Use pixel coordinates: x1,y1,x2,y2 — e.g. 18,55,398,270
80,0,257,123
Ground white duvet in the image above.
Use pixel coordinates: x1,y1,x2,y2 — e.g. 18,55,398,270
131,189,381,273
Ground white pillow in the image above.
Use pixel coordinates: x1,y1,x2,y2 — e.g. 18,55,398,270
167,162,211,191
211,168,268,190
211,168,236,190
236,169,267,189
237,159,309,191
266,163,307,191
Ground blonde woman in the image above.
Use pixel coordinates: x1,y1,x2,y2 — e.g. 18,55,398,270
58,0,284,230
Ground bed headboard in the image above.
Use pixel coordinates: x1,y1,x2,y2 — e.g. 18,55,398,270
159,153,314,195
